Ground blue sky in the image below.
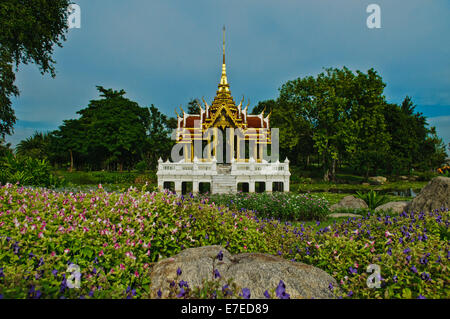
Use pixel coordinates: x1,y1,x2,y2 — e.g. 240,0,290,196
6,0,450,150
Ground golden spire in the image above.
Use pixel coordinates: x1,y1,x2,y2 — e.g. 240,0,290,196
219,25,229,92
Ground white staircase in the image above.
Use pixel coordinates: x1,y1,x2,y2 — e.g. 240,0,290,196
213,164,236,193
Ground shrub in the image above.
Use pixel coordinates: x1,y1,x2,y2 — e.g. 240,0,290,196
134,161,147,173
0,154,63,188
202,192,330,221
355,190,389,210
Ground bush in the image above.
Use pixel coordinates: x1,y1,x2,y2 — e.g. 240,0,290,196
355,190,389,210
202,192,330,221
134,161,147,173
0,154,63,188
415,171,438,181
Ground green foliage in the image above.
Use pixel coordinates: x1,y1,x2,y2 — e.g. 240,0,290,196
15,131,52,160
202,192,330,221
0,153,64,187
0,0,70,137
355,190,389,210
134,161,147,173
0,185,447,299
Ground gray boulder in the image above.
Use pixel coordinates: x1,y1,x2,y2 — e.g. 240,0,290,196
149,245,338,299
406,176,450,212
328,213,362,218
375,201,409,214
330,195,368,212
368,176,387,185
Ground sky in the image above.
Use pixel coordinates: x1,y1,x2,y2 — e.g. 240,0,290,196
6,0,450,151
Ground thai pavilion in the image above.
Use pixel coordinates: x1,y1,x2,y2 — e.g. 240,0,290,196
156,28,290,194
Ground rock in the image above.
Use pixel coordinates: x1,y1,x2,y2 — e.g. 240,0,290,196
375,201,409,214
399,176,409,181
328,213,362,218
329,195,368,212
406,177,450,213
368,176,387,185
149,245,338,299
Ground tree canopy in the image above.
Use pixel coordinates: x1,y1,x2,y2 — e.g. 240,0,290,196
0,0,70,137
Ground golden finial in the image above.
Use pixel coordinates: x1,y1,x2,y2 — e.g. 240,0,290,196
223,25,226,65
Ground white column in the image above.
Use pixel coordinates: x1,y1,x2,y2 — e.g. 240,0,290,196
193,181,199,194
175,181,182,194
266,181,272,193
249,181,255,193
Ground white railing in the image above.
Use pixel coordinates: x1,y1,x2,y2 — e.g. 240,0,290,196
157,157,290,176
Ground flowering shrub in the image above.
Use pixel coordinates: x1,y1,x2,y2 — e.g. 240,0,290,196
0,184,448,299
202,192,330,221
437,165,450,177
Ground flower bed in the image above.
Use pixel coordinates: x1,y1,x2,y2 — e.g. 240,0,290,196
202,192,330,221
0,184,448,299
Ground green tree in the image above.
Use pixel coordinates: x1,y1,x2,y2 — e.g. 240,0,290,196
348,68,390,177
278,68,361,181
144,105,174,169
0,137,13,157
16,131,51,160
186,98,201,114
52,86,150,171
0,0,70,137
49,119,85,171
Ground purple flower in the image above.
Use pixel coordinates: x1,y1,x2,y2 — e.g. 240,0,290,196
157,289,162,298
275,280,290,299
222,284,232,296
417,294,426,299
214,269,221,279
177,287,186,298
393,275,398,283
403,248,411,254
348,267,358,275
217,250,223,261
387,248,392,256
241,288,251,299
264,290,271,299
411,265,418,274
178,280,188,288
328,283,334,291
0,268,4,278
347,291,353,297
421,272,430,281
176,267,182,276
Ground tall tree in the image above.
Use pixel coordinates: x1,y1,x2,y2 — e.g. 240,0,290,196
0,0,70,137
144,105,174,169
15,131,51,160
186,98,201,114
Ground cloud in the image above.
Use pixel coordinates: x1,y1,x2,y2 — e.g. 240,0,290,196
6,0,450,148
427,116,450,150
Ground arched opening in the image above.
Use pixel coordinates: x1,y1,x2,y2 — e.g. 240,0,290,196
182,181,193,195
255,181,266,193
163,181,175,192
273,182,284,192
237,182,249,193
199,182,211,194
